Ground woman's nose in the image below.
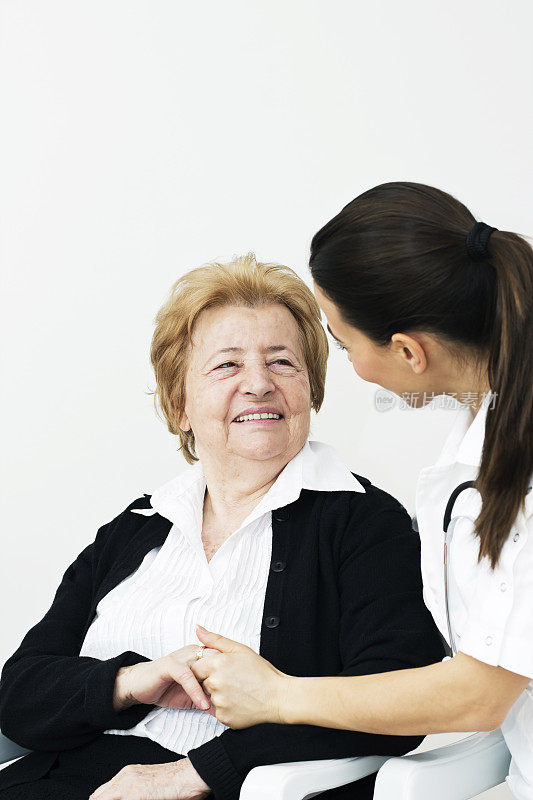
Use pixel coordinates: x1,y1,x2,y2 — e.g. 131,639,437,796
238,364,276,396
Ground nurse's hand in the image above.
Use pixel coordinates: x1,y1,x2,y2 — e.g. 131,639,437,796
88,757,210,800
192,625,290,728
113,645,220,715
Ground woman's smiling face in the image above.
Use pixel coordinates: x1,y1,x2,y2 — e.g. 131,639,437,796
179,304,312,465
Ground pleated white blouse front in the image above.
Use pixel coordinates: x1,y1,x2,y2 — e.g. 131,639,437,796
79,439,363,755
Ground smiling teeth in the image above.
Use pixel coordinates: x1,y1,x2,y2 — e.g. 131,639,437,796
234,413,282,422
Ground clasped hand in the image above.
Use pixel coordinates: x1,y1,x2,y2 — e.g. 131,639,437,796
91,642,218,799
91,629,287,798
191,624,288,729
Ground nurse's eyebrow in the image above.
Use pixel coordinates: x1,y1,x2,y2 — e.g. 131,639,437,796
326,324,345,345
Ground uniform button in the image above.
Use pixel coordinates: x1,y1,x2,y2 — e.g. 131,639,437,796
485,635,493,646
264,615,280,628
273,509,290,523
500,582,508,592
513,532,520,542
271,561,286,572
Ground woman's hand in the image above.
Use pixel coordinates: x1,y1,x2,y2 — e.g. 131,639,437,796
88,756,210,800
191,625,291,728
113,645,221,714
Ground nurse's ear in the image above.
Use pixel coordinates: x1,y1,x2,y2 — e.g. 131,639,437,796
390,333,428,374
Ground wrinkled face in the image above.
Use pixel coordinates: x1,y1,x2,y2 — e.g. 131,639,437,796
179,304,312,465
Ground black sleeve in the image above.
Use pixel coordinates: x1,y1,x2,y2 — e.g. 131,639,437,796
187,506,445,800
0,520,154,751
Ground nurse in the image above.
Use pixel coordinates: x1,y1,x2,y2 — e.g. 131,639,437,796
194,182,533,799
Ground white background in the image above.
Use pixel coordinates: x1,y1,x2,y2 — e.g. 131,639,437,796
1,2,532,796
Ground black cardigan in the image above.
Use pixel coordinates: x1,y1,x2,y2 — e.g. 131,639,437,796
0,475,444,799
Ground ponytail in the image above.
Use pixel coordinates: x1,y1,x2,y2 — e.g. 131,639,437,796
309,182,533,568
476,231,533,567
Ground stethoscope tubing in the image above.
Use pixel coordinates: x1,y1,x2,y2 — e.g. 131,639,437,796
442,480,476,657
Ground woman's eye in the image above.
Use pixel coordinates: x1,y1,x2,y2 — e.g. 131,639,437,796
215,359,294,370
334,341,346,352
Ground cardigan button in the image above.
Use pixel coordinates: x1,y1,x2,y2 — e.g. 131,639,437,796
273,509,290,523
271,561,286,573
264,615,280,628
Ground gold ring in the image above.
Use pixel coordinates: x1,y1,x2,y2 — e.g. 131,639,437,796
195,646,206,661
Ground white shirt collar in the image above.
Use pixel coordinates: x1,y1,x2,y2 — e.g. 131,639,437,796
147,439,365,531
435,394,493,469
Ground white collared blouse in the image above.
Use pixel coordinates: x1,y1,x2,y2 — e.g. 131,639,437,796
79,439,364,756
416,395,533,800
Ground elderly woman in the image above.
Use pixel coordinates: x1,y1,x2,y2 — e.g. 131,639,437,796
0,254,443,800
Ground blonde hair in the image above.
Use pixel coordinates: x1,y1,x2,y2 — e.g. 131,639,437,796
149,252,329,463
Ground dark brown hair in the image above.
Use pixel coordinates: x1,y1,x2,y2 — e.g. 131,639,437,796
310,182,533,568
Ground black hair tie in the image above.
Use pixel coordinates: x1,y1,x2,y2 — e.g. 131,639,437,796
466,221,498,262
